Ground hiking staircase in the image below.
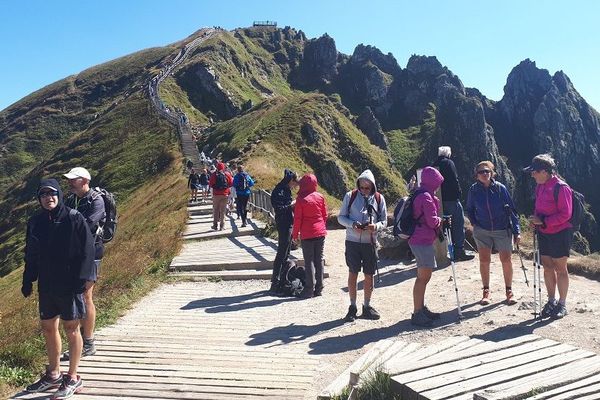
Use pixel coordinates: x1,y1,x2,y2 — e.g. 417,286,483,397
319,334,600,400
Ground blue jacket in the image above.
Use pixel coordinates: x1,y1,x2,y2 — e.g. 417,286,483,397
233,172,254,196
466,180,520,234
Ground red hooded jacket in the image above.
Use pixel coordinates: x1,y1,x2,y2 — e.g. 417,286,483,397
292,174,327,240
209,162,233,196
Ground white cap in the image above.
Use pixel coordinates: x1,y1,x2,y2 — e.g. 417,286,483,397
63,167,91,180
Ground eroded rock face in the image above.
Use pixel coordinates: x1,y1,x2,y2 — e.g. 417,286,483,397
355,107,389,150
302,34,338,83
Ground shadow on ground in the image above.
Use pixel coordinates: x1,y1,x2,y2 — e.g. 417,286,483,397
180,290,297,313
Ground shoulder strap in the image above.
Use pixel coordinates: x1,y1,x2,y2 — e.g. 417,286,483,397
347,189,359,213
69,208,78,217
553,182,567,204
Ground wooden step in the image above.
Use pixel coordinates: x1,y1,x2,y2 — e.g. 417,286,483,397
182,216,265,241
170,270,330,281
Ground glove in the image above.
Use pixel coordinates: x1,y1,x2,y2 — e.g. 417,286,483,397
21,282,33,298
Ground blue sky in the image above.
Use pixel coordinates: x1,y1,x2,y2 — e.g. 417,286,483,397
1,0,599,111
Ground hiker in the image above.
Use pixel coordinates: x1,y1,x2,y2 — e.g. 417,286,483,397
209,161,233,231
22,179,95,398
292,174,327,299
338,169,387,321
466,161,521,306
525,154,573,319
409,166,445,327
432,146,474,262
199,168,210,202
60,167,106,361
233,165,255,227
187,168,201,203
269,169,299,294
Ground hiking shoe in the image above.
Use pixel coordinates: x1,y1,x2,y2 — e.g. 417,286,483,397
241,223,247,227
82,339,96,357
26,372,62,392
541,300,558,318
480,289,491,305
551,303,568,319
52,374,83,399
361,305,381,320
313,289,322,297
505,290,517,305
211,225,217,231
422,305,441,320
344,305,358,322
454,249,475,262
411,309,434,327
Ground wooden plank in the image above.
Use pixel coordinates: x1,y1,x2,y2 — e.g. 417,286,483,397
72,387,297,400
82,354,318,368
473,355,600,400
348,339,395,385
394,336,471,366
414,348,593,400
95,350,319,364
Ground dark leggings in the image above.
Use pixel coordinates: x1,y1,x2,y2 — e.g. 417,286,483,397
272,221,292,284
235,194,250,224
301,236,325,292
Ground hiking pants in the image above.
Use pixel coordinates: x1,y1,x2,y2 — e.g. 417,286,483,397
235,194,250,224
272,218,293,284
301,236,325,293
442,200,466,250
212,194,228,228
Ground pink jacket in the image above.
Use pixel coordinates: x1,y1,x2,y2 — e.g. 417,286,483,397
292,174,327,240
408,167,444,246
534,175,573,234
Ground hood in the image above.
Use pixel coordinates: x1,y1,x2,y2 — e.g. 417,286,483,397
279,168,297,186
298,174,318,197
420,167,444,193
216,162,225,171
37,178,66,217
356,169,377,195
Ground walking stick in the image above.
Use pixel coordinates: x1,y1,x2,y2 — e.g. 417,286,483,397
504,204,529,287
367,204,381,285
443,216,463,319
534,229,542,319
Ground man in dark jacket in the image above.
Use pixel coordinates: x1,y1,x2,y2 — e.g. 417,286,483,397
269,169,298,293
432,146,474,261
22,179,95,398
63,167,105,359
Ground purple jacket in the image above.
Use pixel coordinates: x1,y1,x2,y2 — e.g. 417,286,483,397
409,167,444,246
535,175,573,234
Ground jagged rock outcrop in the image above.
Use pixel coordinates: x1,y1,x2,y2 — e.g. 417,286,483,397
355,107,388,149
296,34,338,87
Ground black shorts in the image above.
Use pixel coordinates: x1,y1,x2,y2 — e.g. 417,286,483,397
538,228,573,259
39,292,86,321
345,240,378,275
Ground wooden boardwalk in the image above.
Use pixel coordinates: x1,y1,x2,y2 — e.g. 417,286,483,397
319,334,600,400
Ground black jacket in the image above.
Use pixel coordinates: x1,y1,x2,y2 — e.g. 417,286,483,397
23,179,96,295
65,189,105,259
271,170,295,227
433,155,462,201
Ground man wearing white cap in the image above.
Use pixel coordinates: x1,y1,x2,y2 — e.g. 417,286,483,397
62,167,105,359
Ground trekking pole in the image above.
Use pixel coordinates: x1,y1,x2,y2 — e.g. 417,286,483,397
505,204,528,287
367,205,381,285
516,243,530,287
443,216,463,319
532,230,541,319
534,229,542,320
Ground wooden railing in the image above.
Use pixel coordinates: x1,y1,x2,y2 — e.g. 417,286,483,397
248,189,274,224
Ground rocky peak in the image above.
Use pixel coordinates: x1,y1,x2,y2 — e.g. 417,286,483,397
302,34,338,82
503,59,552,101
406,55,444,75
350,44,401,76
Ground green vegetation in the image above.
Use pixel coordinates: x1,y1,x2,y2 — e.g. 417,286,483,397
158,76,209,126
332,370,402,400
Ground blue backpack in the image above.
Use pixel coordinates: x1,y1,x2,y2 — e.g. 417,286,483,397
393,189,426,239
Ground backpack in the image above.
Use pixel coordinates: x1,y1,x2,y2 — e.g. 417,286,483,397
235,172,249,191
393,189,427,239
553,183,585,231
279,260,306,297
214,171,228,190
92,187,118,243
347,189,382,219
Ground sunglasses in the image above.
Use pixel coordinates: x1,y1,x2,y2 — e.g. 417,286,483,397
39,191,59,198
477,170,492,175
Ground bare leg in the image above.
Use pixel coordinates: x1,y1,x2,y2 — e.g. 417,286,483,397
478,247,492,288
82,284,95,340
541,255,557,299
553,256,569,303
498,250,513,288
62,319,82,378
41,317,61,376
364,274,374,303
413,267,432,312
348,272,358,303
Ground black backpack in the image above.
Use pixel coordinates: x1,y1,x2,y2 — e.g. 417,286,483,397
235,172,249,191
553,183,585,231
214,171,228,190
279,260,306,297
393,189,426,239
92,187,118,243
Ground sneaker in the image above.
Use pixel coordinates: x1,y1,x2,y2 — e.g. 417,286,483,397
241,223,247,227
411,309,434,327
454,249,475,262
541,300,558,318
344,305,358,322
211,225,217,231
82,339,96,357
505,290,517,306
26,372,62,393
52,374,83,399
361,305,381,320
551,303,568,319
422,305,441,320
480,289,491,305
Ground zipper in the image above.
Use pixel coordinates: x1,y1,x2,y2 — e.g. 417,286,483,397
485,186,494,230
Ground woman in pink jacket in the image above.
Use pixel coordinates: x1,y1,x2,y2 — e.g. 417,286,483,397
524,154,573,319
292,174,327,299
408,167,444,327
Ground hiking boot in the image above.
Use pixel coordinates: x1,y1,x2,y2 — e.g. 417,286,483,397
82,338,96,357
298,289,313,299
454,249,475,262
551,303,568,319
411,309,434,327
241,223,247,227
268,282,279,294
26,372,62,392
51,374,83,399
361,305,381,320
505,289,517,305
313,289,323,297
541,300,558,318
480,289,491,305
211,225,217,231
344,305,358,322
422,305,441,320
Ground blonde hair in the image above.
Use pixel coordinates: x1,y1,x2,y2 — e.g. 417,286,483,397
438,146,452,157
475,161,496,178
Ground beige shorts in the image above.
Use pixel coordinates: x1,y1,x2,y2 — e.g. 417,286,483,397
473,226,513,252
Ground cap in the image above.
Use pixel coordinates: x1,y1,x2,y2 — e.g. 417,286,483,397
523,154,556,173
63,167,91,180
38,185,58,194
